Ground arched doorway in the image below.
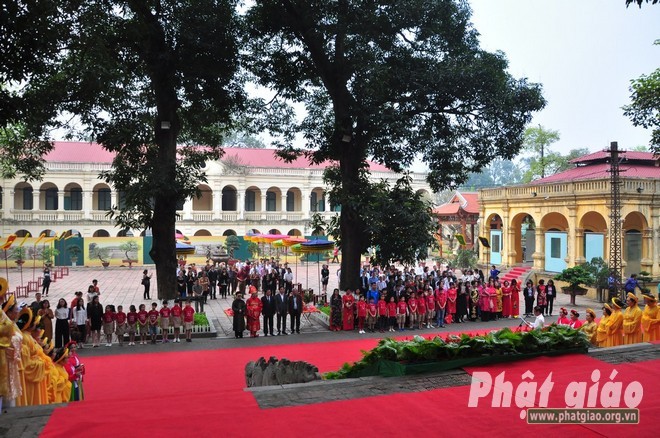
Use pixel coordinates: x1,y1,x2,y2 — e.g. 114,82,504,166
579,211,607,264
222,229,237,236
623,212,648,277
540,212,569,273
510,213,536,264
93,229,110,237
486,213,503,265
194,229,212,236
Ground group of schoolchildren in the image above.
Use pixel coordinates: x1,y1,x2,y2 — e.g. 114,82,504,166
89,299,196,346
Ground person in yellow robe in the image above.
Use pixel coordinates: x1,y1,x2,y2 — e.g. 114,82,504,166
52,348,72,403
606,297,624,347
17,308,48,406
623,293,643,344
1,281,23,411
596,305,611,347
580,308,597,345
641,292,660,342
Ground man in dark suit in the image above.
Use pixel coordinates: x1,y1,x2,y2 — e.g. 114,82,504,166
275,287,289,335
261,289,276,336
288,288,304,334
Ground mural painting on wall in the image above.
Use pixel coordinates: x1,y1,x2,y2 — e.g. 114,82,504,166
85,237,143,268
180,236,230,266
3,237,58,267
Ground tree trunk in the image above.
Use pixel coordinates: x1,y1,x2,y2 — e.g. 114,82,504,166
338,143,366,291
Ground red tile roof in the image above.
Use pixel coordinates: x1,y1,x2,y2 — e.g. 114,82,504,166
570,150,657,163
433,191,480,215
44,141,391,171
534,163,660,184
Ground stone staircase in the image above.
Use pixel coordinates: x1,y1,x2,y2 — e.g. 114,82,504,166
500,265,533,285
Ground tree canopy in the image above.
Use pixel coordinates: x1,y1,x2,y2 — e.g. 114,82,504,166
246,0,545,289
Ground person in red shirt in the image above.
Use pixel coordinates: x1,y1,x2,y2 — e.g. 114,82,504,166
408,293,418,330
417,292,427,330
569,309,583,329
447,283,458,323
137,304,148,345
102,305,115,347
367,298,377,333
115,305,127,346
182,299,196,343
170,300,183,343
397,296,408,332
435,287,447,328
160,301,171,343
245,287,263,338
147,302,160,344
377,295,388,333
356,295,367,334
387,297,397,332
127,305,138,346
426,291,436,329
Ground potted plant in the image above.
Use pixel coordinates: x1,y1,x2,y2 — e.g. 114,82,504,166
225,235,240,258
40,246,60,267
10,246,27,266
554,264,593,305
585,257,609,302
118,240,140,268
89,244,111,268
67,244,82,266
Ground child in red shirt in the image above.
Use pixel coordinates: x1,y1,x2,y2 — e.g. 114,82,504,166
426,291,436,329
356,296,367,334
170,300,183,343
367,298,378,333
127,305,138,346
137,304,148,345
387,297,397,332
147,302,159,344
408,293,419,330
160,301,171,343
115,305,127,346
417,292,427,330
102,305,115,347
397,296,407,332
182,299,195,342
377,296,388,333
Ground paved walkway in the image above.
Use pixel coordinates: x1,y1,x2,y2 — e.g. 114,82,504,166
2,262,607,340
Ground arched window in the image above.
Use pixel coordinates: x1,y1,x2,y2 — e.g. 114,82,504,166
45,188,58,210
266,191,276,211
97,188,112,210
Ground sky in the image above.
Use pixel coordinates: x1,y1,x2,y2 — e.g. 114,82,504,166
468,0,659,154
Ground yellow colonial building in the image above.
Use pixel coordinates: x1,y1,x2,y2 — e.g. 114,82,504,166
478,151,660,279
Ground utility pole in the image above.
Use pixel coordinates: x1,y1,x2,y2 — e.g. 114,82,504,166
607,141,625,301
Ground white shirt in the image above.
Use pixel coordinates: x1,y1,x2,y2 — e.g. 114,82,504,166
73,308,87,325
531,314,545,329
55,307,70,320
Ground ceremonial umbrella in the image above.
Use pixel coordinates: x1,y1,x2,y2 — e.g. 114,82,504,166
298,239,335,295
175,241,196,256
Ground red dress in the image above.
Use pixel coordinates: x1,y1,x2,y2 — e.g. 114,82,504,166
501,286,512,317
446,288,457,314
342,294,355,330
245,296,263,336
511,285,520,317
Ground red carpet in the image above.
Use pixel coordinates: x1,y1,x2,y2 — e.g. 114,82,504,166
41,330,659,437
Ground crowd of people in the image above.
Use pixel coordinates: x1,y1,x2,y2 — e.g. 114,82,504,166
1,277,85,413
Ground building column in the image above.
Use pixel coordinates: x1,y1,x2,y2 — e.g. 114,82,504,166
32,190,40,211
182,199,193,220
214,191,222,220
281,194,288,220
652,208,660,278
236,191,243,220
533,226,545,271
260,193,267,220
574,228,585,265
84,190,92,219
111,191,117,209
57,191,64,211
506,226,517,267
6,188,13,212
302,189,311,220
566,207,578,267
641,227,653,273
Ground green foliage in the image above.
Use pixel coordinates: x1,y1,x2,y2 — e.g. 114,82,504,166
10,246,27,261
66,244,82,258
225,235,240,258
554,265,593,290
324,326,590,379
40,246,59,264
223,131,266,148
0,124,53,181
309,212,327,237
584,257,609,289
118,240,140,260
193,313,209,326
452,248,478,270
626,1,659,8
623,41,660,155
246,242,259,259
88,244,110,263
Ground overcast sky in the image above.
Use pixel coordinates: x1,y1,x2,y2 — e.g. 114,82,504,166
469,0,659,154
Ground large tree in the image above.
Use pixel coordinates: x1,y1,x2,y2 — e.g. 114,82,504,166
2,1,244,299
245,0,545,290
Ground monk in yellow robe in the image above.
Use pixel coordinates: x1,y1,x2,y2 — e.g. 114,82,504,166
18,309,48,406
52,348,72,403
606,298,624,347
623,293,643,344
641,292,660,342
580,308,597,345
595,305,611,347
